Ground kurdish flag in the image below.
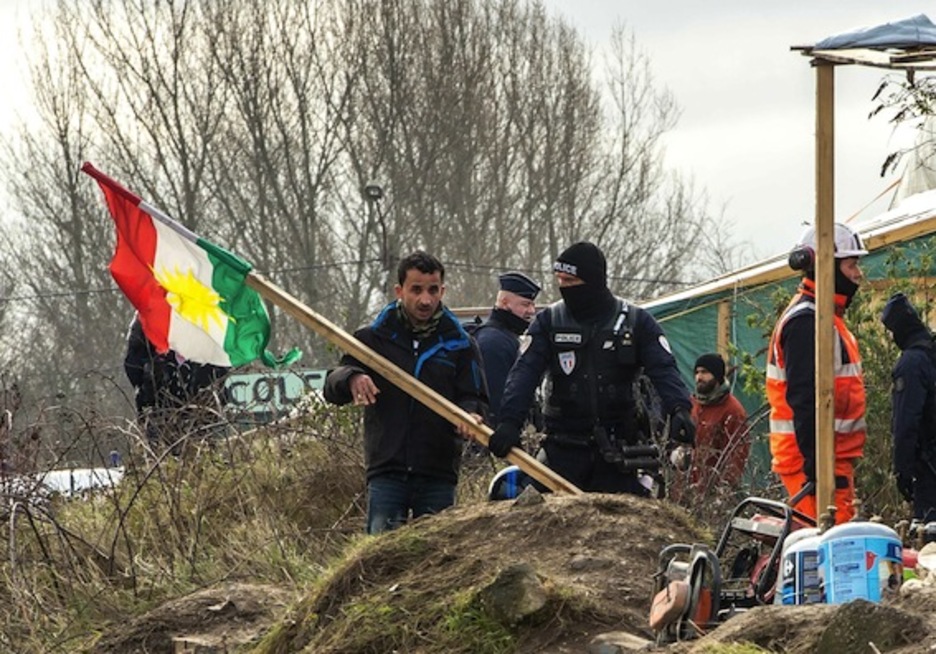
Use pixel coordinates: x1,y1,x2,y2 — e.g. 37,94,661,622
82,162,287,368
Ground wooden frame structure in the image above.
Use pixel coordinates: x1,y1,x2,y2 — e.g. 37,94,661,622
793,40,936,524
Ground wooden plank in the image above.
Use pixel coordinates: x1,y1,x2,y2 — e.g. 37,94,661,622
865,277,936,292
815,62,836,526
806,48,936,71
716,299,731,356
244,273,583,495
890,48,936,63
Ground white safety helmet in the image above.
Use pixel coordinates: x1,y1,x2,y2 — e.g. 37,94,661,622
795,223,868,259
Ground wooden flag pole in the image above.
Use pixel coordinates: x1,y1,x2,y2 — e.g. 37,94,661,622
245,272,583,495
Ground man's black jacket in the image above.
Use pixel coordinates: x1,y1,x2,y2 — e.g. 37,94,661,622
324,303,488,485
474,307,528,424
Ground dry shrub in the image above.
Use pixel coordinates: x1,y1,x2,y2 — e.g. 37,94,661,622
0,396,371,651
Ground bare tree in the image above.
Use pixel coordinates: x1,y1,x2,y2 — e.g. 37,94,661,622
330,1,604,307
588,27,710,300
0,0,727,428
0,6,124,409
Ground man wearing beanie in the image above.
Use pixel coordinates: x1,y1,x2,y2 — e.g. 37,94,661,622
766,223,867,524
487,241,694,496
882,292,936,522
473,271,541,424
674,353,748,500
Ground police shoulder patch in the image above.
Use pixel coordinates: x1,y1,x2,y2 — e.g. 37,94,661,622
658,335,672,354
895,376,905,393
559,351,576,375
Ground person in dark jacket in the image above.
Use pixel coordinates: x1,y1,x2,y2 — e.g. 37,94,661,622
474,271,540,424
487,241,694,495
882,292,936,522
324,251,488,534
124,315,230,449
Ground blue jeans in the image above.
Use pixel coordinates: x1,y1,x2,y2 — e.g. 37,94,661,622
366,473,456,534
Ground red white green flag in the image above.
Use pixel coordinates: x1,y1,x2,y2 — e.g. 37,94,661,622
82,162,297,368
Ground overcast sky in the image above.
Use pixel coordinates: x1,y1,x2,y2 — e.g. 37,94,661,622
4,1,936,265
543,1,936,263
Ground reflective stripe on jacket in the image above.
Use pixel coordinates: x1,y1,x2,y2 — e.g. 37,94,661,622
766,289,866,474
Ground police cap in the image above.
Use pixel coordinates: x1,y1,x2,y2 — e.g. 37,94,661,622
498,271,540,300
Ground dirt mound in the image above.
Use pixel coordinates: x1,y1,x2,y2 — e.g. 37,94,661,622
94,582,293,653
94,493,936,653
670,599,935,654
260,492,709,653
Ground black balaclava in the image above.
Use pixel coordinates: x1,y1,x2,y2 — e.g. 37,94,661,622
834,263,860,308
882,292,931,351
554,241,616,322
806,261,859,308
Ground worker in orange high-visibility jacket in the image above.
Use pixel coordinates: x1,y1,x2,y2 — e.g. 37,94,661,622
766,223,868,524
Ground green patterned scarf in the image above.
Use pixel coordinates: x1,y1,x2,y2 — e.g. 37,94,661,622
397,301,444,339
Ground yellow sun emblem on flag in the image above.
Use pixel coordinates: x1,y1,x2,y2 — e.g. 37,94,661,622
154,265,226,332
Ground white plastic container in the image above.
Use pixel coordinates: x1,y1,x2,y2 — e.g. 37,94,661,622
778,527,822,605
818,522,903,605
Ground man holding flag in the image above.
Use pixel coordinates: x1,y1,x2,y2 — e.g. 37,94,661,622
324,251,488,534
124,313,231,451
83,163,572,497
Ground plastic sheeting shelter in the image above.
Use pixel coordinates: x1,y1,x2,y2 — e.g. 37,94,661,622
812,14,936,50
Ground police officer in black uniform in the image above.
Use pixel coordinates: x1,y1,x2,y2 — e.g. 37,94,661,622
474,271,541,424
882,292,936,522
487,241,694,495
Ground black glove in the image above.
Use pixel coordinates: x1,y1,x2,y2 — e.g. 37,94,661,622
668,407,695,446
488,422,522,458
896,472,914,503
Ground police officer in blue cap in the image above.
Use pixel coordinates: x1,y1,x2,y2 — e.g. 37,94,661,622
882,292,936,521
473,271,541,424
487,241,694,495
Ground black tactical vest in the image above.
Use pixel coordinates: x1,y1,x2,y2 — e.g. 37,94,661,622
543,299,639,436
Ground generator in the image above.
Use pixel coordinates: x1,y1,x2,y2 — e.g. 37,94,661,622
649,496,815,644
